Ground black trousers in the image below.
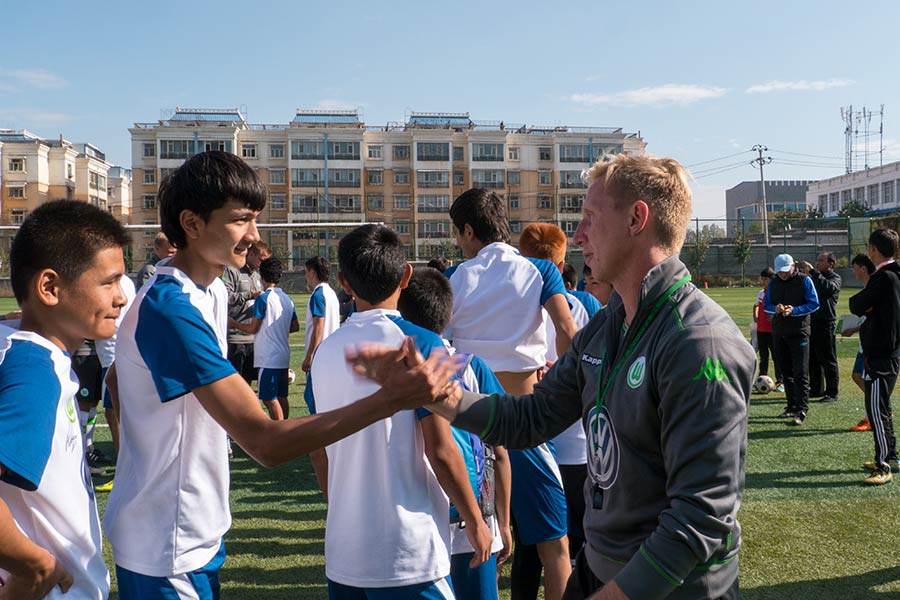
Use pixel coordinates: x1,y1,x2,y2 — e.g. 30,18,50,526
773,332,810,415
865,356,900,470
562,548,740,599
756,331,782,382
809,320,839,397
510,511,542,600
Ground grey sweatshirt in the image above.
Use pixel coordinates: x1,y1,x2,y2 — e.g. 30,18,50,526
453,256,755,599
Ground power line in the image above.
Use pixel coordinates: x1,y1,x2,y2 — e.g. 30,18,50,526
690,160,752,175
768,148,844,160
685,150,753,168
692,163,749,180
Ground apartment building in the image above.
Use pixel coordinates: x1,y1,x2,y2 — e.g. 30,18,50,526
0,130,112,225
809,160,900,217
130,108,645,266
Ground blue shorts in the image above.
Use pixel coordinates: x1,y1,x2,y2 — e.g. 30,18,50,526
327,576,454,599
450,553,497,600
116,539,226,599
853,351,866,376
508,443,568,545
258,368,288,401
304,371,317,414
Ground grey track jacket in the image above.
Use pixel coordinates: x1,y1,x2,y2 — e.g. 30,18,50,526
453,256,755,599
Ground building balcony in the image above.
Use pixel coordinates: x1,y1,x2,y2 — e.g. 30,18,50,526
473,181,504,189
472,156,504,162
417,231,452,238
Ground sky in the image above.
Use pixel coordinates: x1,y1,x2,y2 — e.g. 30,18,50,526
2,0,899,219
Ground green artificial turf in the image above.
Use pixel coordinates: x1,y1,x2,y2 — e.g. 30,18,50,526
5,286,900,598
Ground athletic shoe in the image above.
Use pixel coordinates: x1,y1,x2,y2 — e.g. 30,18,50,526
777,410,796,419
774,383,785,393
850,418,872,432
820,395,839,403
864,469,893,485
862,460,900,473
85,448,115,466
788,413,806,426
94,480,114,493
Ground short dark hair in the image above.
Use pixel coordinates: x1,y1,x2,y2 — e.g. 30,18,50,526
760,267,775,278
562,263,578,289
426,256,450,273
449,188,510,245
304,256,330,282
11,200,131,303
158,151,266,249
852,253,876,274
819,252,836,265
338,224,407,305
259,257,283,284
869,229,899,259
398,267,453,334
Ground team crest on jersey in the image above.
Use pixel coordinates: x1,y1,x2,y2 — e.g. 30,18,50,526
65,397,77,423
586,405,619,489
626,356,647,389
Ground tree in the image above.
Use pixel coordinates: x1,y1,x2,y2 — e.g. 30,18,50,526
684,222,720,279
838,200,868,218
732,226,753,287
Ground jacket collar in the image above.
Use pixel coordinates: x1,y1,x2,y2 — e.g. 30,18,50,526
602,254,690,327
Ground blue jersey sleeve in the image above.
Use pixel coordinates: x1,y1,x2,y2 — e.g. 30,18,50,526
253,291,269,320
389,316,453,420
469,355,506,395
309,287,326,318
571,290,602,317
443,264,459,279
526,257,567,305
136,288,237,402
0,341,60,491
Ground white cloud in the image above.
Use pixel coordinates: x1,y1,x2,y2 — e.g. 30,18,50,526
0,108,73,126
745,79,852,94
315,98,358,111
0,68,68,92
569,84,728,107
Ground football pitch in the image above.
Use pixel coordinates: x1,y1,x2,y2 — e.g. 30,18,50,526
7,286,900,599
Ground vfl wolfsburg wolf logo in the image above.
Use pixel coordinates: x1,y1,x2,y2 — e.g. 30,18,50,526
626,356,647,389
586,405,620,489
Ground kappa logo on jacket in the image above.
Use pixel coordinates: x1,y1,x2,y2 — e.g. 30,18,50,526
586,405,619,490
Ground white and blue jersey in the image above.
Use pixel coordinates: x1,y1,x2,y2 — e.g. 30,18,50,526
447,242,566,373
305,282,341,352
310,309,451,589
0,327,109,600
252,287,298,369
104,266,237,578
569,289,602,316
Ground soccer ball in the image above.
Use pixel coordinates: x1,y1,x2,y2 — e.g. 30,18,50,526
754,375,774,394
287,369,296,384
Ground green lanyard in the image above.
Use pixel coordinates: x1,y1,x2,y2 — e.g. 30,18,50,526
593,275,691,450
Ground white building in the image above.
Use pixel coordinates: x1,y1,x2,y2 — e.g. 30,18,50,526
809,160,900,217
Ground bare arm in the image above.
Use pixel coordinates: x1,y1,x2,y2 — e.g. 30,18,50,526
545,293,578,359
421,414,492,568
302,316,325,372
492,445,512,565
289,316,300,334
228,317,261,335
0,483,72,599
106,363,119,421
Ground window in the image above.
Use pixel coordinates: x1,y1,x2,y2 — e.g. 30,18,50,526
539,194,552,210
508,146,519,161
560,170,586,189
269,193,286,210
368,194,384,210
241,144,257,159
269,144,285,158
368,169,383,185
329,169,361,188
394,169,410,185
508,170,520,185
11,209,26,225
291,140,324,160
453,171,465,185
90,172,102,190
292,194,317,213
291,168,322,187
509,194,520,210
560,195,584,213
203,140,230,152
159,140,193,159
143,170,156,184
417,170,450,188
510,220,521,233
67,164,73,179
395,220,410,234
884,181,896,206
393,194,410,210
539,170,552,185
472,169,504,188
143,194,157,210
330,141,360,160
472,143,504,162
368,145,383,159
393,145,410,160
7,186,25,199
868,184,880,206
818,194,828,212
453,146,464,162
829,192,839,213
854,187,865,204
539,146,552,161
269,169,286,185
562,220,579,235
559,144,591,163
8,158,24,172
841,189,851,209
326,195,361,213
143,143,156,158
418,143,451,162
418,220,451,238
417,195,451,213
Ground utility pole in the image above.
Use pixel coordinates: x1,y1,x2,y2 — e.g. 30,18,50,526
751,145,772,247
